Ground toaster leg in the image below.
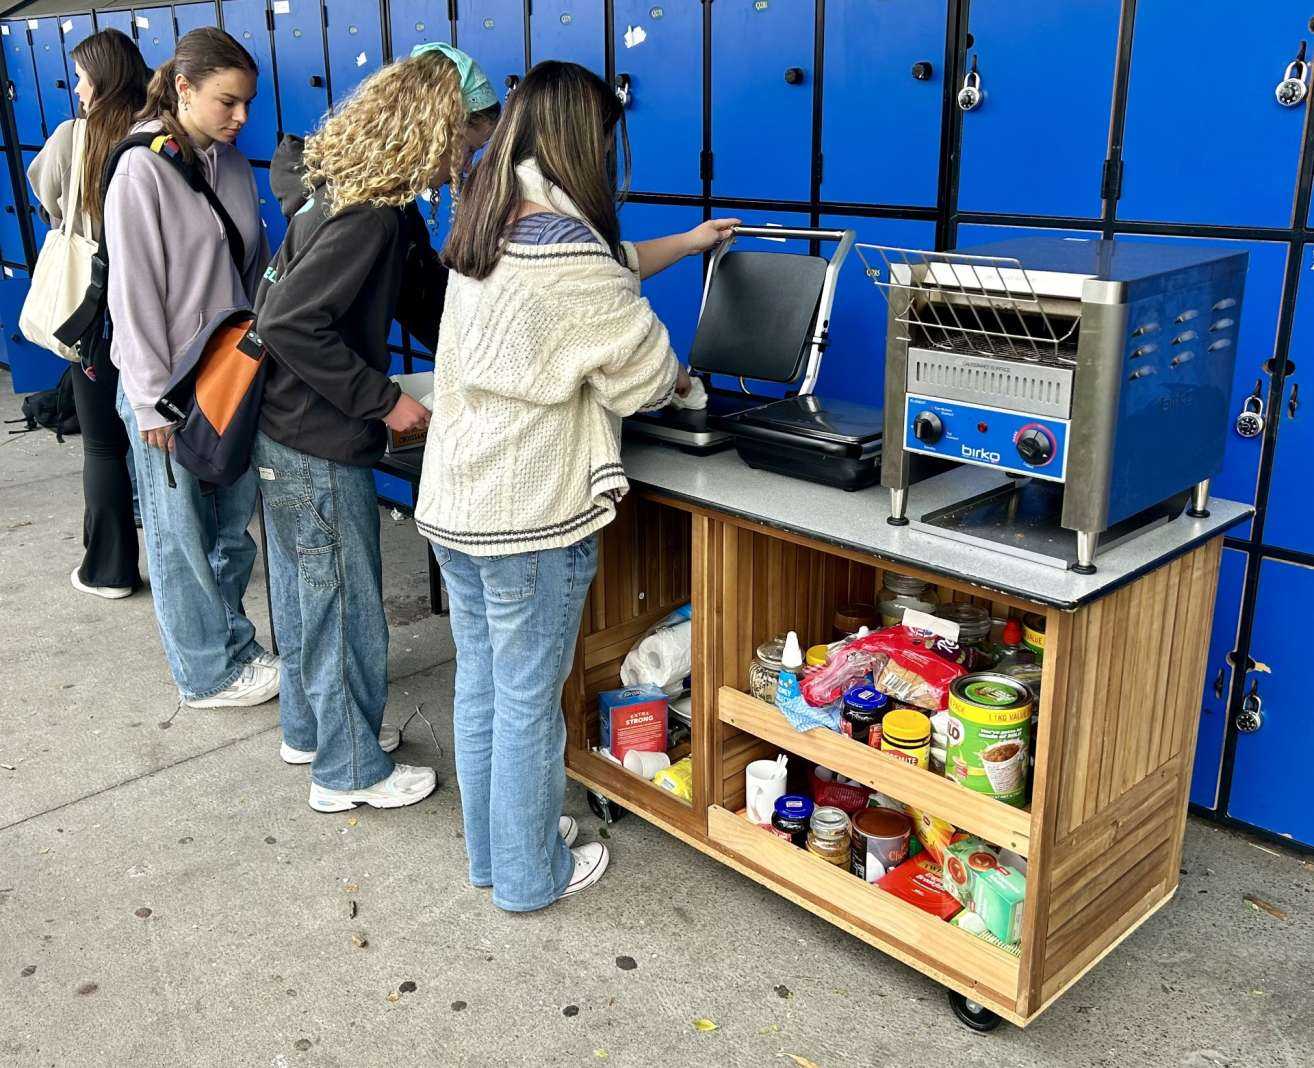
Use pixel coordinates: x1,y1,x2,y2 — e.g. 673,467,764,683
1074,530,1099,575
888,486,909,526
1187,478,1211,519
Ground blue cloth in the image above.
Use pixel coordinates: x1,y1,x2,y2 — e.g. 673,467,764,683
433,536,598,911
117,387,266,699
507,212,599,246
410,42,498,113
252,432,394,791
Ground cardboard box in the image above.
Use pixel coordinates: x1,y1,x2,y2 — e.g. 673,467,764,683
942,837,1026,944
876,856,961,920
598,685,669,764
386,372,433,453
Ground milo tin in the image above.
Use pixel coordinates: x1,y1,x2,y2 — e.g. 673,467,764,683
946,674,1032,807
1021,613,1046,659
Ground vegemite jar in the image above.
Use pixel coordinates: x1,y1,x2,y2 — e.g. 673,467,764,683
770,794,814,847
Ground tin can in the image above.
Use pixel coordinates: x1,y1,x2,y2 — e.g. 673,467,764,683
1022,613,1046,659
841,685,888,745
946,674,1032,807
851,807,912,883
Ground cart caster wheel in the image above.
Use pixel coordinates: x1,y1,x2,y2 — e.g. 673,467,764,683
948,992,1003,1032
588,790,627,824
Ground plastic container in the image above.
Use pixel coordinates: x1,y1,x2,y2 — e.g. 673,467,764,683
993,619,1039,676
881,707,932,769
805,644,831,669
878,574,939,627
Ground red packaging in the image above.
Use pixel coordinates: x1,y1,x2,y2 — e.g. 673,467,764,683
876,856,963,920
836,627,967,712
598,686,669,763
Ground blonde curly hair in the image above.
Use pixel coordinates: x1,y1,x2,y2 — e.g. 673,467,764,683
303,50,468,214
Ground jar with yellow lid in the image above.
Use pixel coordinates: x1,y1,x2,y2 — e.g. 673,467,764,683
881,708,932,770
805,644,831,669
806,806,851,869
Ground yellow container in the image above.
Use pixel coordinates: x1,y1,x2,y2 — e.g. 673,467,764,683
881,708,931,770
1022,613,1046,659
653,756,694,802
805,644,830,668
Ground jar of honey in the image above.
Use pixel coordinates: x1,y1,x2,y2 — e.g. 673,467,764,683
806,806,852,869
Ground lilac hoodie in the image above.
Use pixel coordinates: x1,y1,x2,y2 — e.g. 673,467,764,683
105,120,270,431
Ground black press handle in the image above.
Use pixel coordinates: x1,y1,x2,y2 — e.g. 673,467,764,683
308,75,324,88
55,79,67,89
784,67,805,85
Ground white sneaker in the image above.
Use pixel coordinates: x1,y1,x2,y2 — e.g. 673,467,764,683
559,815,579,848
70,566,132,600
308,763,436,813
252,650,281,672
281,723,402,765
185,662,281,709
558,842,609,899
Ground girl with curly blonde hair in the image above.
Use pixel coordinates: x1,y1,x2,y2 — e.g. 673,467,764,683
252,45,498,813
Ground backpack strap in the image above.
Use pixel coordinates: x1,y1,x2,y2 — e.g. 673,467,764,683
147,134,246,272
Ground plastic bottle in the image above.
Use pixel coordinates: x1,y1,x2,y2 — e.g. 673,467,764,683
775,631,804,714
993,619,1038,677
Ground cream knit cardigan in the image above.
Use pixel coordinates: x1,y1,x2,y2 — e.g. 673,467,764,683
414,163,679,556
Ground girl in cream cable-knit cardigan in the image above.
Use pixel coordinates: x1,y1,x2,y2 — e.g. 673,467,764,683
415,61,738,911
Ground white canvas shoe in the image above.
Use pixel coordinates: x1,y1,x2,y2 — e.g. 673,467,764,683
184,662,281,709
70,566,132,600
559,815,579,848
308,763,436,813
558,843,609,899
281,723,401,765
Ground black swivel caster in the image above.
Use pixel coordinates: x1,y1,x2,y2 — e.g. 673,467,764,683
948,991,1003,1033
587,790,627,824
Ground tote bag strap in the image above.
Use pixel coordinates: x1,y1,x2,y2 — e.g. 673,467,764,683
61,119,90,242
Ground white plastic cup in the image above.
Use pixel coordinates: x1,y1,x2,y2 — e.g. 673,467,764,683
623,749,671,780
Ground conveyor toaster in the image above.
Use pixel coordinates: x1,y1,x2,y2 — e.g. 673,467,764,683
867,237,1247,572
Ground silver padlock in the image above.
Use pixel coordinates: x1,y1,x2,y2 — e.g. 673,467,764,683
1276,59,1309,107
957,69,983,112
615,73,632,108
1235,684,1263,734
1235,394,1265,438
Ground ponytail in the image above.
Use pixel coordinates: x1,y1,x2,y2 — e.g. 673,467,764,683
139,58,190,156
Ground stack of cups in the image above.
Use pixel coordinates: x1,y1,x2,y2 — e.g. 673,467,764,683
929,711,951,775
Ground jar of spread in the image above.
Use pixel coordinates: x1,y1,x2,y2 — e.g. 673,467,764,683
770,794,814,847
749,636,786,704
841,684,889,746
881,707,932,769
878,574,939,627
805,644,831,669
833,603,880,640
806,806,851,869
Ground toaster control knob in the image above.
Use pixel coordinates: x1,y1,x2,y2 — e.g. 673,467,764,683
913,411,944,444
1016,426,1055,466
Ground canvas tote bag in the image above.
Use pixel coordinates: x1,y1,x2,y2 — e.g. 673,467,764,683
21,120,98,361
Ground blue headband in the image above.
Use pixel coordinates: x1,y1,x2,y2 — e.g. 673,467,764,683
410,42,498,113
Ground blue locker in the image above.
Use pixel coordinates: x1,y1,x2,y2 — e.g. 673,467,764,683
1121,3,1308,227
373,470,414,507
612,1,701,196
324,1,384,106
22,148,50,249
389,0,451,56
1228,557,1314,846
132,8,177,70
821,0,945,208
174,3,219,36
60,14,97,62
222,1,280,162
406,184,454,356
30,18,75,131
711,0,814,203
956,223,1101,246
251,164,286,251
618,202,704,363
94,10,136,37
1189,548,1247,810
2,266,65,393
1264,244,1314,553
5,22,48,145
817,213,937,409
0,169,26,263
272,0,329,138
529,1,603,74
957,2,1119,218
456,0,525,100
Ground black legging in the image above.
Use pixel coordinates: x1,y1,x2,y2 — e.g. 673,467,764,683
70,361,140,589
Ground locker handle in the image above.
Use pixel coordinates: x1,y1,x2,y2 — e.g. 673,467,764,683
1289,382,1300,418
615,72,631,107
308,75,324,88
911,61,934,81
55,79,66,89
1213,667,1225,700
3,206,13,214
784,67,805,86
6,81,14,103
504,74,520,93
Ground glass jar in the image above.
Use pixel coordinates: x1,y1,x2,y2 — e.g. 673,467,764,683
806,806,852,869
833,602,880,640
934,602,992,647
749,635,786,704
770,795,814,847
879,574,938,627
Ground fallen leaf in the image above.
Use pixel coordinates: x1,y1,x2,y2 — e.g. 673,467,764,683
76,982,98,996
759,1024,781,1035
293,1039,311,1052
1243,894,1288,921
343,883,359,893
594,1051,608,1060
774,984,793,999
386,991,400,1003
692,1018,718,1033
786,1057,821,1068
1248,989,1268,997
346,817,358,828
351,932,368,949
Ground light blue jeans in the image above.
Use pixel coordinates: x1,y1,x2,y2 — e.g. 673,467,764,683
252,432,394,791
433,535,598,912
118,387,266,699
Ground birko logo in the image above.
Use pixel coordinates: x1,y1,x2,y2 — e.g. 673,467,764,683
961,444,1001,464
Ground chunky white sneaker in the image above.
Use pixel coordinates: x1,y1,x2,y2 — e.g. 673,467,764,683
281,723,402,765
70,566,132,600
559,815,579,848
185,662,281,709
558,842,609,899
308,763,436,813
252,650,281,672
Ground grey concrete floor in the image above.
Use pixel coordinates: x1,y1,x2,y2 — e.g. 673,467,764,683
1,371,1311,1068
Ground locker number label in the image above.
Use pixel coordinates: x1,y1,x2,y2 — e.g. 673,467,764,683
560,13,573,25
62,20,73,34
650,6,664,18
274,1,291,14
135,16,149,29
483,18,495,29
754,1,769,10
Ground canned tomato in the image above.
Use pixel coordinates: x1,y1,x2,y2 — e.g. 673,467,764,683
946,674,1032,807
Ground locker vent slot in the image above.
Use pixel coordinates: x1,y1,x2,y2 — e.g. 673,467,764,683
906,348,1073,419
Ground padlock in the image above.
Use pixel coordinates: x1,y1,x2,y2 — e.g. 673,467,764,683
957,69,982,112
1276,59,1309,106
1235,683,1263,734
1235,394,1265,438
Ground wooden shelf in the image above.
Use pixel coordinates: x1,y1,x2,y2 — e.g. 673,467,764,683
718,686,1033,857
707,805,1021,1017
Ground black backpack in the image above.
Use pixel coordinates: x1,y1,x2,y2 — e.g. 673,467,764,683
5,365,79,441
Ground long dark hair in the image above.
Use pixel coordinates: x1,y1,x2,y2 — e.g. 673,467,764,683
137,27,257,161
443,61,630,280
70,29,150,228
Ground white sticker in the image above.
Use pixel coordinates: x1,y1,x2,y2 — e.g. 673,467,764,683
62,20,73,34
355,51,367,67
2,26,10,36
623,25,647,49
27,19,38,30
257,467,276,481
2,266,12,278
902,608,959,643
136,16,149,29
273,1,291,14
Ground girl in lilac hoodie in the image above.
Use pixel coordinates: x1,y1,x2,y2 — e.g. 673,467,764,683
106,28,275,710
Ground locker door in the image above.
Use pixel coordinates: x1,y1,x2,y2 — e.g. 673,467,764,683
1121,3,1308,227
957,1,1119,218
822,0,945,208
618,202,704,363
59,14,96,57
613,1,701,196
252,164,286,250
94,10,136,37
173,3,219,36
1228,557,1314,846
1261,244,1314,553
0,169,26,262
132,8,177,71
4,23,47,145
324,1,384,106
711,0,814,202
272,0,329,138
1189,548,1247,810
221,1,280,162
2,266,65,393
529,1,603,74
817,214,936,409
22,148,50,249
389,0,451,57
456,1,525,103
30,18,75,131
1116,234,1287,537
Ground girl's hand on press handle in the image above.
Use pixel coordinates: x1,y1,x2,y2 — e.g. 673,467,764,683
686,217,740,256
385,393,432,434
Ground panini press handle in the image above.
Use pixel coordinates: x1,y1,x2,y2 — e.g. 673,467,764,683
730,226,850,243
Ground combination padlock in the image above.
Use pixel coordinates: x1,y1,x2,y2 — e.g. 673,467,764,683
1235,394,1265,438
957,69,983,112
1276,58,1309,107
1235,681,1263,734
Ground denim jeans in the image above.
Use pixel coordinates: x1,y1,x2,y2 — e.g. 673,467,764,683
117,387,265,699
253,432,393,791
434,535,598,912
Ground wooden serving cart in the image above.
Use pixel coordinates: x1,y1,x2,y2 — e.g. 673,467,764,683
563,490,1224,1029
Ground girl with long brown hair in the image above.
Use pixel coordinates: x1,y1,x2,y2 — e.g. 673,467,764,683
415,60,738,910
27,28,149,600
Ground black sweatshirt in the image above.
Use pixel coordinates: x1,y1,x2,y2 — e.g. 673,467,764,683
254,136,448,466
